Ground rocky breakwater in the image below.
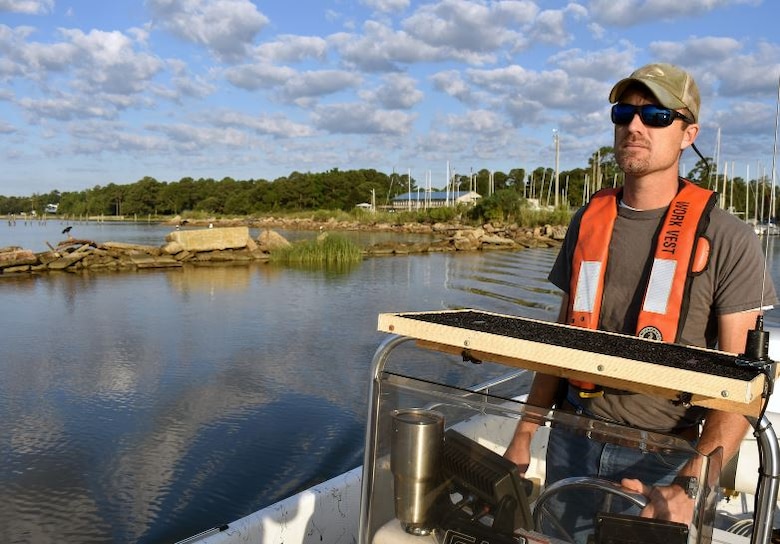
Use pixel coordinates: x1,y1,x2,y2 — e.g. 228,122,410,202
0,226,287,276
0,223,565,276
363,223,565,255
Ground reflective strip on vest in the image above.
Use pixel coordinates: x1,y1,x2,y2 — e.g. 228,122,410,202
643,258,676,314
572,261,602,313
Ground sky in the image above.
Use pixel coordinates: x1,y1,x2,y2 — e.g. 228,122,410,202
1,0,780,197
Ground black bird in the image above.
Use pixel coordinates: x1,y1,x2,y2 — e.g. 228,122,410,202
62,226,73,234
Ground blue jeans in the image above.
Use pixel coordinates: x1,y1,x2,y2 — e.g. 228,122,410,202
540,426,693,543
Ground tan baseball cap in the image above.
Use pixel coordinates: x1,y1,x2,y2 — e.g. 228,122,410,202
609,63,700,122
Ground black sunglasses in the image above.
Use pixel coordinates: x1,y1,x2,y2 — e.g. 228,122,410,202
611,103,694,127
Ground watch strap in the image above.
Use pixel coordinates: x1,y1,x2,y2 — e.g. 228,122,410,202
672,475,699,499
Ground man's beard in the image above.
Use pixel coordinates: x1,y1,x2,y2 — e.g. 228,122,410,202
615,140,651,175
617,153,651,175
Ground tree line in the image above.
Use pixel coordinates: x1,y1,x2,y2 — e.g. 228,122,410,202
2,147,777,223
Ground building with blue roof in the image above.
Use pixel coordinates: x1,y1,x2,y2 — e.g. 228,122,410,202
390,190,481,211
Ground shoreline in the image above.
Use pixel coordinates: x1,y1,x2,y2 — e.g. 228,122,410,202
0,221,565,277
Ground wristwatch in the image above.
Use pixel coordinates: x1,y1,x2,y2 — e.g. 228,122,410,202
672,475,699,499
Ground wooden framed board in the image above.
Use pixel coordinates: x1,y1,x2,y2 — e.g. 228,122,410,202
377,309,775,417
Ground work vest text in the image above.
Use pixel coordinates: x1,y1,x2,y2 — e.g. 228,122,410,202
661,200,689,255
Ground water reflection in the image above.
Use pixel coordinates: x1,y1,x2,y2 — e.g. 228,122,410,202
166,264,254,295
2,232,780,543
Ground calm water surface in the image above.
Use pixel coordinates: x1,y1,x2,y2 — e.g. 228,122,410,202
1,221,779,543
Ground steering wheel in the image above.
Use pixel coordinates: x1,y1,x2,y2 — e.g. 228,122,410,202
532,476,649,543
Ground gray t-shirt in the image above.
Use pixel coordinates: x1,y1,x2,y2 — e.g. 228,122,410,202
549,201,778,432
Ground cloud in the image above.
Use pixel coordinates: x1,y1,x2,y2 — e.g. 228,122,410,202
253,35,328,63
312,102,415,134
645,36,780,98
528,4,588,47
18,94,118,121
58,28,163,95
146,0,269,62
549,46,636,80
402,0,535,57
161,62,216,100
431,70,474,103
710,100,775,136
708,47,780,98
147,122,255,152
0,24,74,78
0,0,52,14
0,119,16,133
68,122,170,154
224,63,297,90
360,0,410,13
589,0,760,26
277,69,363,103
446,108,513,135
335,1,590,71
361,73,423,109
1,0,778,194
329,22,443,72
206,110,315,138
648,36,743,64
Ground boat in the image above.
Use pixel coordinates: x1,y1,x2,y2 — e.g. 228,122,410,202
178,309,780,544
755,223,780,237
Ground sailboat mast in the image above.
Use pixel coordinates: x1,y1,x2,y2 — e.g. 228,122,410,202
746,164,750,223
712,127,721,193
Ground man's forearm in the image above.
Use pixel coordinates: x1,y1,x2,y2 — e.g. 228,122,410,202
678,409,750,478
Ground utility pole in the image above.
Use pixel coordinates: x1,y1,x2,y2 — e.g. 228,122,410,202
553,129,560,208
407,168,411,212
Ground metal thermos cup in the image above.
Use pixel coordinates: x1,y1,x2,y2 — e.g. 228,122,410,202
390,408,444,535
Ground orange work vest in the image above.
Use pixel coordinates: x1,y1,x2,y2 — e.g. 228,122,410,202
567,180,717,396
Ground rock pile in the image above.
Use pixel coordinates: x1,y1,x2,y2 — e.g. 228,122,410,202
175,215,567,245
0,223,564,276
0,226,270,275
365,223,564,255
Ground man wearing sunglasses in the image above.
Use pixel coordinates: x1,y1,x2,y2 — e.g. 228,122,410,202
505,63,777,541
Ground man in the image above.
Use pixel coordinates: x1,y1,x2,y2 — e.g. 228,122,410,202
504,63,777,539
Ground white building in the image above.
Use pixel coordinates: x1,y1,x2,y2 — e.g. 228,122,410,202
390,190,481,211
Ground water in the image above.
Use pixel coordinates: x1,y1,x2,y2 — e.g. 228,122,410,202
1,221,780,543
0,221,561,544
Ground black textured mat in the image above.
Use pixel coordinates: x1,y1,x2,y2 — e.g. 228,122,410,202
401,310,758,381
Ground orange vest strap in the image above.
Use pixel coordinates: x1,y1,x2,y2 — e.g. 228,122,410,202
635,181,717,341
567,187,619,329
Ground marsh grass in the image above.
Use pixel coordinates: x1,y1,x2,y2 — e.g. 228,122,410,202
269,233,363,265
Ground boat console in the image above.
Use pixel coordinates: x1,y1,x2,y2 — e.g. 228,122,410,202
359,310,780,544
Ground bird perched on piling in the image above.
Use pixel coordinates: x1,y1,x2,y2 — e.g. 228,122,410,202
62,225,73,239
